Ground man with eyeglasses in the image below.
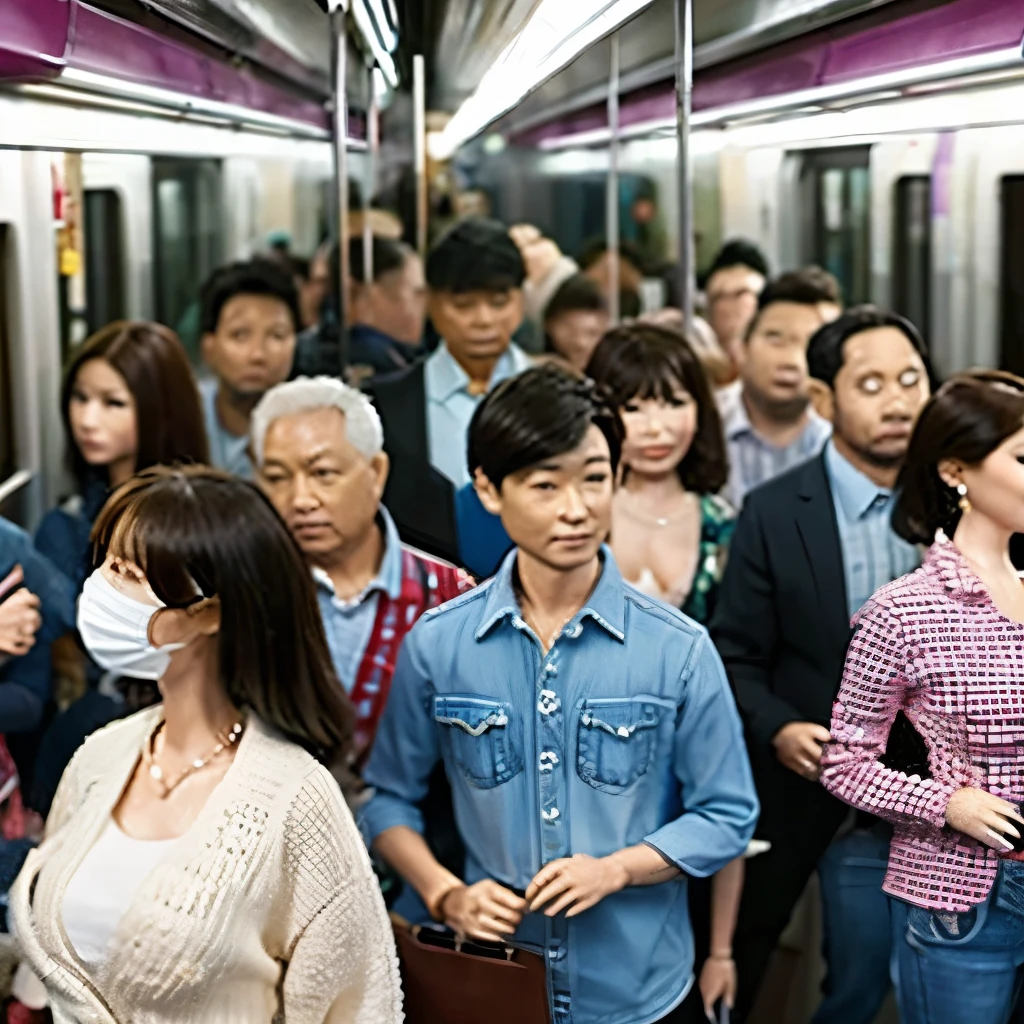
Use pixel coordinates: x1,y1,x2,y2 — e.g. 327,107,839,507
703,240,769,381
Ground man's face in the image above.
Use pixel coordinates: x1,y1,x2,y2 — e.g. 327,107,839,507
476,425,613,573
826,327,930,469
258,406,388,563
546,310,609,373
741,301,832,421
428,288,524,367
202,294,296,401
366,255,427,346
706,265,765,358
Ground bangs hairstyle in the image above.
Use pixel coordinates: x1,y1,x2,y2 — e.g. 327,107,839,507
426,217,526,295
91,465,354,762
199,258,301,334
467,364,623,489
585,323,728,494
62,322,209,492
893,371,1024,545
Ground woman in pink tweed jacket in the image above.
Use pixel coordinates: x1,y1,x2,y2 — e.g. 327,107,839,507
821,371,1024,1024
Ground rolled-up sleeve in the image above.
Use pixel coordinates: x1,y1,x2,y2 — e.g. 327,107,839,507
645,632,759,878
821,598,956,829
360,624,441,844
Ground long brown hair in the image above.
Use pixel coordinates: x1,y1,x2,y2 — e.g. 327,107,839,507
91,465,354,762
61,322,209,492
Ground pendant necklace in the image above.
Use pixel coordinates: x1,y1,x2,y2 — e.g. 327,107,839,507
142,719,244,799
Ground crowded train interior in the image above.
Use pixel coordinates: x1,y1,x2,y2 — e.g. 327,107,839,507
1,1,1024,1023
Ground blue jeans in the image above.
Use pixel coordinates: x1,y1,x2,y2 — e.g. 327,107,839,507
894,862,1024,1024
811,828,893,1024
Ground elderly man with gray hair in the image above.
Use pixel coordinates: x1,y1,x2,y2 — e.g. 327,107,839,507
250,376,470,764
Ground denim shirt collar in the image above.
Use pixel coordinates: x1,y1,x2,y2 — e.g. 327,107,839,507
474,546,627,643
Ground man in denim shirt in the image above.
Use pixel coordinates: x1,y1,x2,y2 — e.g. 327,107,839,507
361,366,758,1024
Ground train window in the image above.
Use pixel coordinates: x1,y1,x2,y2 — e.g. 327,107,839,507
0,226,13,483
799,147,872,305
152,158,222,364
1000,176,1024,375
84,189,126,336
892,176,932,342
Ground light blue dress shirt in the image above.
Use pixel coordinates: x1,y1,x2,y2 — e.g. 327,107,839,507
424,342,533,488
718,382,832,508
361,549,759,1024
313,508,404,694
824,440,921,618
199,379,253,480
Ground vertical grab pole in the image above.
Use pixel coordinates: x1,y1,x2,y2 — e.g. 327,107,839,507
331,3,351,373
363,65,379,284
413,54,428,259
675,0,695,327
606,32,621,325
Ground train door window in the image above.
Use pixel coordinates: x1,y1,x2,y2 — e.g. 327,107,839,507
1000,176,1024,375
84,189,126,335
892,176,931,343
152,158,222,363
0,226,13,483
799,147,872,305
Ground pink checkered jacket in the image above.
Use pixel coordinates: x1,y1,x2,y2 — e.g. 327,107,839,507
821,536,1024,912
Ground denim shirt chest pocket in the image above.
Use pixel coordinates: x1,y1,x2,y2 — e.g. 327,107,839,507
433,694,523,789
576,696,671,794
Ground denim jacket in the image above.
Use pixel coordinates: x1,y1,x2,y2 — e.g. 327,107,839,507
361,550,758,1024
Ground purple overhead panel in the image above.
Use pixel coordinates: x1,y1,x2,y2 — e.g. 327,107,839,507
0,0,70,81
513,0,1024,148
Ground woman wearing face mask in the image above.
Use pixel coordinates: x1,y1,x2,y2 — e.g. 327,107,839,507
587,323,742,1021
31,323,208,816
820,372,1024,1024
10,465,402,1023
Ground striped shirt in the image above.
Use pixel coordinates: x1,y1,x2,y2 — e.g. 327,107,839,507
718,382,832,508
824,440,921,617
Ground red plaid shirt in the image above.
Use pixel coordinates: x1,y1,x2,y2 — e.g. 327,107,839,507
822,536,1024,912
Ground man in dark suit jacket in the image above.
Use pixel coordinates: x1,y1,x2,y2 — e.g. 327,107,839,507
710,307,932,1023
368,217,533,565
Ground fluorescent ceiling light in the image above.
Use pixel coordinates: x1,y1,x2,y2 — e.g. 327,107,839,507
352,0,398,88
58,67,330,138
364,0,398,52
433,0,656,160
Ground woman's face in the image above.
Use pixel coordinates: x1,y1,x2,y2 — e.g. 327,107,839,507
619,377,698,479
952,423,1024,535
69,358,138,480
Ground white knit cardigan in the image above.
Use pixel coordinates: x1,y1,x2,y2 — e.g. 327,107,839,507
9,707,404,1024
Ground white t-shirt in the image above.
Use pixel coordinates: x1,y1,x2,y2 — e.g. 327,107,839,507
62,818,179,964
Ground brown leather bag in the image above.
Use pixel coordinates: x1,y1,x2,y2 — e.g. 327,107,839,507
391,916,551,1024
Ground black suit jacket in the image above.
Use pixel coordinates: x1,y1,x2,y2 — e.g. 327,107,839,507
367,362,460,565
711,453,852,755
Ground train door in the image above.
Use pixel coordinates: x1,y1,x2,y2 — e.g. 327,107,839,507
1000,175,1024,375
152,158,223,365
799,147,872,305
893,175,932,342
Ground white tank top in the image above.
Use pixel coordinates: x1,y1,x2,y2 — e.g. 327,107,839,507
62,818,179,965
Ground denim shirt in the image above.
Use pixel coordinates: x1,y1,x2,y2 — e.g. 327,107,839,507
0,519,76,733
361,550,758,1024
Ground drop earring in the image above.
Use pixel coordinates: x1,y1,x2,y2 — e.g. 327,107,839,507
957,483,972,514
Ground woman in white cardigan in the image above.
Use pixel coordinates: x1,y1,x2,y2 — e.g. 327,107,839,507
10,465,402,1024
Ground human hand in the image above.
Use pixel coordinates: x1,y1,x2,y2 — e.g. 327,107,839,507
772,722,831,780
526,853,630,919
945,788,1024,852
440,880,527,942
0,573,41,657
699,955,736,1019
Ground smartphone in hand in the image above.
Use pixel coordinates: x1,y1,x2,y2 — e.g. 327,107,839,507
0,565,24,604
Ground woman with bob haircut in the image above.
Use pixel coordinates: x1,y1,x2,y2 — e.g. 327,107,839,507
586,321,732,623
821,371,1024,1024
10,466,402,1024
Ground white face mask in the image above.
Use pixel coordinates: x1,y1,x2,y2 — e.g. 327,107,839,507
77,569,187,681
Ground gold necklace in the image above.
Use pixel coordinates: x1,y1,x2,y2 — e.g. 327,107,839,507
142,719,244,799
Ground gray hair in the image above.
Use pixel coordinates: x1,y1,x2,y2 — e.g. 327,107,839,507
250,376,384,465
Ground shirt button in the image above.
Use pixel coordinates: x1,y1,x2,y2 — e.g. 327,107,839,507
539,751,559,771
538,692,561,715
542,808,560,822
